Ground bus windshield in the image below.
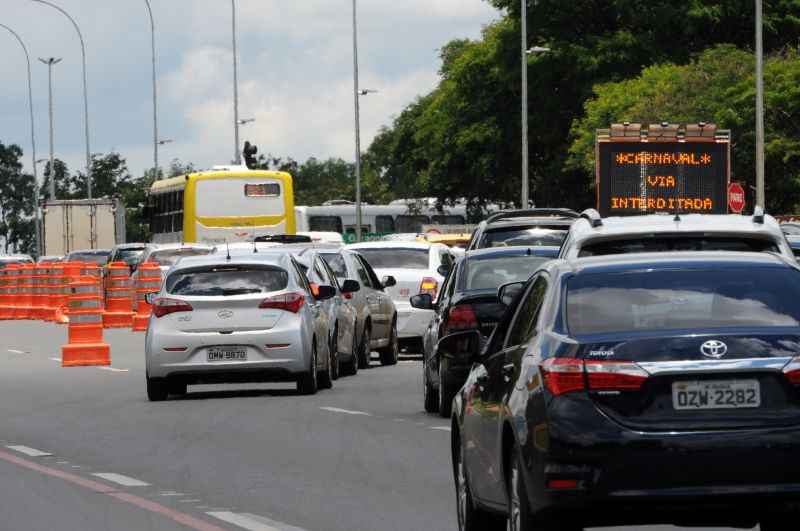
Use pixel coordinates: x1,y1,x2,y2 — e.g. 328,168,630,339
196,178,285,217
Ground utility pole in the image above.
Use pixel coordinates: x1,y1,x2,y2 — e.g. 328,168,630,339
352,0,363,242
755,0,766,208
231,0,241,165
39,57,62,201
143,0,160,179
521,0,529,209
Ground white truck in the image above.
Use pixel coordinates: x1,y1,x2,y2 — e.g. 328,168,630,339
42,199,126,256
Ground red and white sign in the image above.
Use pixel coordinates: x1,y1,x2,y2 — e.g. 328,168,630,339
728,182,745,213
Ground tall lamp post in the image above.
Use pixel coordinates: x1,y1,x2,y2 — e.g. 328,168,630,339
231,0,242,165
143,0,160,180
31,0,93,199
39,57,62,202
755,0,766,208
0,23,41,256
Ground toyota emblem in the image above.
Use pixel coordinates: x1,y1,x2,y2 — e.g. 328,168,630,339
218,310,234,319
700,340,728,359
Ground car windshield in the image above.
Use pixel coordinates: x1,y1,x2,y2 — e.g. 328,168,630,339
166,266,289,296
67,252,110,265
461,256,550,291
321,253,347,279
567,267,800,335
117,248,145,266
578,236,780,257
782,224,800,236
479,227,567,248
149,248,213,267
355,248,429,269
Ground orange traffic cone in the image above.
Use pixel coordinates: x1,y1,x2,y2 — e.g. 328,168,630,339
103,262,134,328
61,276,110,367
132,262,162,332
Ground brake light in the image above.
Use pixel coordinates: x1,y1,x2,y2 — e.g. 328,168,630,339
783,356,800,385
444,304,477,335
152,298,193,318
420,277,438,297
585,361,648,391
541,359,584,396
259,292,305,313
541,359,648,396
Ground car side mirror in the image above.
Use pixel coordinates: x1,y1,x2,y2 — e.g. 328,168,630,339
498,281,525,307
410,293,434,310
144,292,156,305
382,275,397,288
437,330,482,365
341,279,361,294
437,264,451,277
316,285,337,301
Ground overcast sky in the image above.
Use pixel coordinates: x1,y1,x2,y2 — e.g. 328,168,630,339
0,1,498,179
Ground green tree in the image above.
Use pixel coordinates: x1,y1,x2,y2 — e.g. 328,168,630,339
0,142,36,254
39,159,71,201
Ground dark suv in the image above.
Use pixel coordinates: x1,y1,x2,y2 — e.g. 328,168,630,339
466,209,579,251
448,251,800,531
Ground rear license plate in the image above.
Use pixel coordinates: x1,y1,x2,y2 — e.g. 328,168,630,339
672,380,760,410
207,347,247,362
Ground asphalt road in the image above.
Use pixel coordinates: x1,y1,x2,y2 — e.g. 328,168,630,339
0,321,757,531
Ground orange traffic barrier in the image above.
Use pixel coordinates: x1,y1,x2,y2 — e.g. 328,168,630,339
132,262,162,332
54,262,82,325
14,264,33,320
31,265,47,321
61,276,110,367
103,261,134,329
43,263,59,322
2,265,20,320
0,267,8,320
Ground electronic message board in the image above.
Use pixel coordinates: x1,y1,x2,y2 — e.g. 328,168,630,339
596,141,730,217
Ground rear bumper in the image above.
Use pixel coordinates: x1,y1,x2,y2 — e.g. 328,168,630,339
522,395,800,526
394,302,434,339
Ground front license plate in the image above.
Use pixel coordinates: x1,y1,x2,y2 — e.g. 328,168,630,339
207,347,247,362
672,380,761,410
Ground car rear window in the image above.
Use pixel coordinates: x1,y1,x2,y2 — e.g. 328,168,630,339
321,253,347,279
150,248,213,267
461,256,550,291
567,267,800,335
578,236,780,257
355,248,429,269
478,227,567,248
166,266,289,296
116,248,145,266
67,252,110,265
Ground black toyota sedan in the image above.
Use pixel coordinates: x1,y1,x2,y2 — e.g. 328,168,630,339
447,251,800,531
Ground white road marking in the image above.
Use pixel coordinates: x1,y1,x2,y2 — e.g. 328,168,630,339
72,465,81,468
48,357,61,362
159,491,186,497
8,349,25,354
56,461,69,464
430,426,452,432
319,407,371,416
98,367,129,373
207,512,297,531
6,445,52,457
393,418,405,422
91,473,150,487
179,499,203,503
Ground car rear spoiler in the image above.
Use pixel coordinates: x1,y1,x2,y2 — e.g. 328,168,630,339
484,208,580,224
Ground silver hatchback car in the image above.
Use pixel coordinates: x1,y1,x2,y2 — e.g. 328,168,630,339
145,253,336,400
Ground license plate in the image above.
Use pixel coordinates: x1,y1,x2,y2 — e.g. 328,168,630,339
207,347,247,362
672,380,760,410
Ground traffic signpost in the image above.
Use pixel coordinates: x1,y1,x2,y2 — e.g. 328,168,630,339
728,182,746,214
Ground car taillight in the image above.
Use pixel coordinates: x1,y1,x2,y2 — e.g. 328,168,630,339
541,359,648,396
419,277,438,297
783,356,800,385
152,298,193,318
444,304,477,335
259,292,305,313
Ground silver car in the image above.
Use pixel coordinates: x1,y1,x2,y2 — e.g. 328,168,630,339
144,253,337,401
320,249,399,371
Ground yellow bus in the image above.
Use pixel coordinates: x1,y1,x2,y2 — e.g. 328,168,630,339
147,166,296,244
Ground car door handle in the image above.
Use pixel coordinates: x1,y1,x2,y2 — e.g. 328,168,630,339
502,363,515,382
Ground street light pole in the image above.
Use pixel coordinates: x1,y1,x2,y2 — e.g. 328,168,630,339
231,0,241,165
143,0,159,180
352,0,363,243
39,57,62,202
521,0,529,209
0,23,41,256
31,0,92,199
755,0,766,208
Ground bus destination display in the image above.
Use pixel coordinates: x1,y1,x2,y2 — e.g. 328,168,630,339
597,141,729,216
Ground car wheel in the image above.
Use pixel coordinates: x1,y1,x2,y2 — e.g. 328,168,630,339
146,376,168,402
357,326,371,369
330,330,340,381
455,437,505,531
168,381,187,396
439,362,456,418
319,342,333,390
341,332,359,376
378,319,399,366
761,516,792,531
507,448,533,531
423,360,439,413
297,342,319,395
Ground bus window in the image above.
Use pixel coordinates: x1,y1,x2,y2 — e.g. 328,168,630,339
345,226,370,236
310,216,343,233
396,215,430,233
376,215,395,233
432,214,465,225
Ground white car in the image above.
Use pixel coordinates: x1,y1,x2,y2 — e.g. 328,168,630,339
136,243,216,275
345,241,455,352
144,253,337,400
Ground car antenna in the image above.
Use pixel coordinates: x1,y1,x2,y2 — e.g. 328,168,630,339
252,222,258,253
226,241,231,261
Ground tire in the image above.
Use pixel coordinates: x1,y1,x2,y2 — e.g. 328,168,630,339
330,329,340,381
455,436,506,531
424,360,439,413
319,342,333,390
146,376,168,402
761,516,792,531
168,381,187,396
341,334,359,377
378,319,399,366
508,447,534,531
439,361,456,418
297,342,319,395
357,326,371,369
